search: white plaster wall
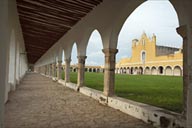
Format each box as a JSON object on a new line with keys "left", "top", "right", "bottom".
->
{"left": 8, "top": 30, "right": 16, "bottom": 91}
{"left": 0, "top": 0, "right": 28, "bottom": 106}
{"left": 0, "top": 0, "right": 9, "bottom": 127}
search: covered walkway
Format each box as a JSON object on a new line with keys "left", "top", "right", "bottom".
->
{"left": 1, "top": 0, "right": 192, "bottom": 127}
{"left": 5, "top": 73, "right": 153, "bottom": 128}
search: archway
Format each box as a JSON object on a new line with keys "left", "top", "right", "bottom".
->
{"left": 86, "top": 30, "right": 103, "bottom": 66}
{"left": 144, "top": 67, "right": 150, "bottom": 75}
{"left": 114, "top": 0, "right": 185, "bottom": 117}
{"left": 139, "top": 67, "right": 143, "bottom": 75}
{"left": 126, "top": 67, "right": 130, "bottom": 74}
{"left": 158, "top": 66, "right": 164, "bottom": 75}
{"left": 73, "top": 68, "right": 77, "bottom": 72}
{"left": 173, "top": 66, "right": 182, "bottom": 76}
{"left": 151, "top": 66, "right": 157, "bottom": 75}
{"left": 123, "top": 67, "right": 126, "bottom": 74}
{"left": 85, "top": 29, "right": 103, "bottom": 91}
{"left": 71, "top": 43, "right": 78, "bottom": 65}
{"left": 130, "top": 67, "right": 134, "bottom": 74}
{"left": 165, "top": 66, "right": 173, "bottom": 76}
{"left": 134, "top": 67, "right": 138, "bottom": 75}
{"left": 70, "top": 43, "right": 78, "bottom": 83}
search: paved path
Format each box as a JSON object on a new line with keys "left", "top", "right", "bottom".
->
{"left": 5, "top": 73, "right": 153, "bottom": 128}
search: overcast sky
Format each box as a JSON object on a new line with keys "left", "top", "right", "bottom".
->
{"left": 69, "top": 0, "right": 183, "bottom": 66}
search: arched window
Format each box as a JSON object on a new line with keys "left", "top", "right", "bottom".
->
{"left": 141, "top": 51, "right": 146, "bottom": 63}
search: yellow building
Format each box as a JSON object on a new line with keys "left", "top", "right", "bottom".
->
{"left": 116, "top": 33, "right": 183, "bottom": 76}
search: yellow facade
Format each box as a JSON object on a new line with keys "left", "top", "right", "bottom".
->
{"left": 116, "top": 33, "right": 183, "bottom": 76}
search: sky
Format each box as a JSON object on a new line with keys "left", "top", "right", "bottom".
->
{"left": 69, "top": 0, "right": 183, "bottom": 66}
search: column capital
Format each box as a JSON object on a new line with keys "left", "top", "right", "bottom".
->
{"left": 58, "top": 60, "right": 62, "bottom": 63}
{"left": 65, "top": 59, "right": 71, "bottom": 63}
{"left": 77, "top": 56, "right": 87, "bottom": 64}
{"left": 77, "top": 56, "right": 87, "bottom": 60}
{"left": 177, "top": 25, "right": 187, "bottom": 39}
{"left": 102, "top": 48, "right": 118, "bottom": 55}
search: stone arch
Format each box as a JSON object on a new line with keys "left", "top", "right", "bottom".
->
{"left": 165, "top": 66, "right": 173, "bottom": 76}
{"left": 93, "top": 68, "right": 96, "bottom": 73}
{"left": 134, "top": 67, "right": 138, "bottom": 75}
{"left": 123, "top": 67, "right": 126, "bottom": 74}
{"left": 130, "top": 67, "right": 134, "bottom": 74}
{"left": 120, "top": 67, "right": 123, "bottom": 74}
{"left": 73, "top": 68, "right": 77, "bottom": 72}
{"left": 118, "top": 68, "right": 120, "bottom": 74}
{"left": 139, "top": 67, "right": 143, "bottom": 75}
{"left": 158, "top": 66, "right": 164, "bottom": 75}
{"left": 151, "top": 66, "right": 157, "bottom": 75}
{"left": 173, "top": 66, "right": 182, "bottom": 76}
{"left": 85, "top": 29, "right": 104, "bottom": 67}
{"left": 89, "top": 68, "right": 92, "bottom": 72}
{"left": 144, "top": 67, "right": 151, "bottom": 75}
{"left": 110, "top": 1, "right": 145, "bottom": 49}
{"left": 126, "top": 67, "right": 130, "bottom": 74}
{"left": 71, "top": 43, "right": 78, "bottom": 65}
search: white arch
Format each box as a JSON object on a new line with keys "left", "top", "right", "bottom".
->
{"left": 165, "top": 66, "right": 173, "bottom": 76}
{"left": 158, "top": 66, "right": 164, "bottom": 75}
{"left": 71, "top": 43, "right": 78, "bottom": 65}
{"left": 151, "top": 66, "right": 157, "bottom": 75}
{"left": 144, "top": 67, "right": 151, "bottom": 75}
{"left": 173, "top": 66, "right": 182, "bottom": 76}
{"left": 86, "top": 29, "right": 103, "bottom": 66}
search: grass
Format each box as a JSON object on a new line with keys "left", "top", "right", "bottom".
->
{"left": 62, "top": 72, "right": 183, "bottom": 113}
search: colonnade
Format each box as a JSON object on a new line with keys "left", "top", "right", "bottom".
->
{"left": 35, "top": 48, "right": 118, "bottom": 97}
{"left": 35, "top": 25, "right": 192, "bottom": 127}
{"left": 116, "top": 66, "right": 183, "bottom": 76}
{"left": 1, "top": 0, "right": 192, "bottom": 127}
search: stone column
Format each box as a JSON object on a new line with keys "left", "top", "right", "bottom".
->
{"left": 54, "top": 62, "right": 57, "bottom": 77}
{"left": 46, "top": 65, "right": 48, "bottom": 75}
{"left": 49, "top": 64, "right": 52, "bottom": 77}
{"left": 77, "top": 56, "right": 87, "bottom": 89}
{"left": 44, "top": 65, "right": 47, "bottom": 75}
{"left": 65, "top": 59, "right": 71, "bottom": 82}
{"left": 46, "top": 65, "right": 49, "bottom": 75}
{"left": 57, "top": 60, "right": 62, "bottom": 80}
{"left": 102, "top": 48, "right": 118, "bottom": 96}
{"left": 52, "top": 63, "right": 55, "bottom": 77}
{"left": 177, "top": 25, "right": 192, "bottom": 127}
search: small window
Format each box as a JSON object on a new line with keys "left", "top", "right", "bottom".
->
{"left": 141, "top": 51, "right": 146, "bottom": 62}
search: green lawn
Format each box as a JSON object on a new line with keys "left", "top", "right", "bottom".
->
{"left": 62, "top": 72, "right": 183, "bottom": 113}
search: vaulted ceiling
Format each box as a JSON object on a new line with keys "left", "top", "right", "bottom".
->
{"left": 16, "top": 0, "right": 103, "bottom": 64}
